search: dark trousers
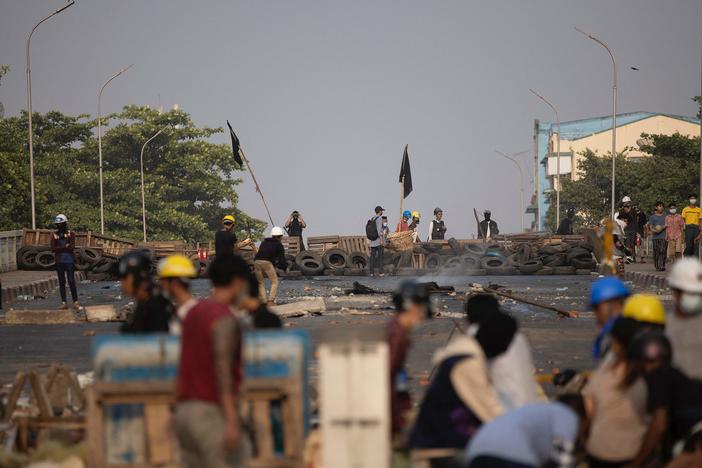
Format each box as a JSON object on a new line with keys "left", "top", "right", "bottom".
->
{"left": 684, "top": 225, "right": 700, "bottom": 257}
{"left": 370, "top": 246, "right": 384, "bottom": 274}
{"left": 56, "top": 262, "right": 78, "bottom": 303}
{"left": 625, "top": 230, "right": 637, "bottom": 260}
{"left": 652, "top": 238, "right": 667, "bottom": 270}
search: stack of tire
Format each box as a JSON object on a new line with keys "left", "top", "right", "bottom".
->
{"left": 292, "top": 249, "right": 369, "bottom": 277}
{"left": 420, "top": 238, "right": 597, "bottom": 276}
{"left": 16, "top": 246, "right": 118, "bottom": 275}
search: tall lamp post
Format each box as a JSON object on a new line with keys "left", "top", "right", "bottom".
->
{"left": 530, "top": 89, "right": 561, "bottom": 228}
{"left": 495, "top": 150, "right": 529, "bottom": 232}
{"left": 140, "top": 128, "right": 165, "bottom": 242}
{"left": 26, "top": 0, "right": 75, "bottom": 229}
{"left": 576, "top": 26, "right": 617, "bottom": 220}
{"left": 98, "top": 64, "right": 133, "bottom": 234}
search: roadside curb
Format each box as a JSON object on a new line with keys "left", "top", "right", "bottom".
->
{"left": 624, "top": 270, "right": 667, "bottom": 290}
{"left": 1, "top": 271, "right": 87, "bottom": 309}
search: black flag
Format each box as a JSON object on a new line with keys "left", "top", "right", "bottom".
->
{"left": 399, "top": 144, "right": 413, "bottom": 198}
{"left": 226, "top": 120, "right": 243, "bottom": 167}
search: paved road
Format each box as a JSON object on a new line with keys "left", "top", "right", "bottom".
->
{"left": 0, "top": 273, "right": 606, "bottom": 387}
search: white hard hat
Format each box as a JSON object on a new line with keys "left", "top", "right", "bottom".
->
{"left": 271, "top": 226, "right": 285, "bottom": 237}
{"left": 622, "top": 196, "right": 632, "bottom": 203}
{"left": 668, "top": 258, "right": 702, "bottom": 293}
{"left": 54, "top": 214, "right": 67, "bottom": 224}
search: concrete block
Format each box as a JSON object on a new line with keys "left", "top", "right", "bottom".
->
{"left": 271, "top": 298, "right": 326, "bottom": 318}
{"left": 4, "top": 309, "right": 78, "bottom": 325}
{"left": 85, "top": 304, "right": 118, "bottom": 322}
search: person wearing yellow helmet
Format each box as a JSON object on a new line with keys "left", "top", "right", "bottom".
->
{"left": 215, "top": 214, "right": 238, "bottom": 257}
{"left": 409, "top": 211, "right": 421, "bottom": 243}
{"left": 622, "top": 294, "right": 665, "bottom": 328}
{"left": 158, "top": 254, "right": 199, "bottom": 335}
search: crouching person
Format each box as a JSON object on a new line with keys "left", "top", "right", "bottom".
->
{"left": 175, "top": 254, "right": 250, "bottom": 467}
{"left": 409, "top": 311, "right": 516, "bottom": 465}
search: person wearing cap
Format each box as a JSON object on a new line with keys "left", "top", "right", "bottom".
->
{"left": 157, "top": 254, "right": 199, "bottom": 336}
{"left": 369, "top": 206, "right": 386, "bottom": 276}
{"left": 623, "top": 332, "right": 702, "bottom": 467}
{"left": 284, "top": 210, "right": 307, "bottom": 251}
{"left": 410, "top": 310, "right": 514, "bottom": 451}
{"left": 253, "top": 227, "right": 287, "bottom": 304}
{"left": 388, "top": 281, "right": 432, "bottom": 437}
{"left": 175, "top": 254, "right": 251, "bottom": 467}
{"left": 478, "top": 210, "right": 499, "bottom": 240}
{"left": 50, "top": 214, "right": 79, "bottom": 310}
{"left": 667, "top": 258, "right": 702, "bottom": 379}
{"left": 617, "top": 197, "right": 638, "bottom": 262}
{"left": 589, "top": 276, "right": 630, "bottom": 360}
{"left": 215, "top": 215, "right": 238, "bottom": 257}
{"left": 681, "top": 194, "right": 702, "bottom": 257}
{"left": 428, "top": 207, "right": 447, "bottom": 241}
{"left": 396, "top": 210, "right": 411, "bottom": 233}
{"left": 118, "top": 251, "right": 174, "bottom": 333}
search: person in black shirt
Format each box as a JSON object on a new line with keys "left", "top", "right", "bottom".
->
{"left": 428, "top": 207, "right": 447, "bottom": 241}
{"left": 215, "top": 214, "right": 238, "bottom": 257}
{"left": 253, "top": 227, "right": 287, "bottom": 304}
{"left": 284, "top": 210, "right": 307, "bottom": 250}
{"left": 478, "top": 210, "right": 499, "bottom": 239}
{"left": 239, "top": 273, "right": 282, "bottom": 329}
{"left": 556, "top": 209, "right": 575, "bottom": 235}
{"left": 118, "top": 251, "right": 173, "bottom": 333}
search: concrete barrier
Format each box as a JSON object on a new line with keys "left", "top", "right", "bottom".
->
{"left": 0, "top": 230, "right": 22, "bottom": 273}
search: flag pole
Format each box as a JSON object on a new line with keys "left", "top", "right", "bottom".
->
{"left": 399, "top": 175, "right": 404, "bottom": 221}
{"left": 239, "top": 147, "right": 275, "bottom": 227}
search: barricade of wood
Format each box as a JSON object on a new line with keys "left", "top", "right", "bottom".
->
{"left": 307, "top": 235, "right": 340, "bottom": 253}
{"left": 281, "top": 236, "right": 301, "bottom": 257}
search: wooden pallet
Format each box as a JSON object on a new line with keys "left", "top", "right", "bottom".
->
{"left": 90, "top": 233, "right": 136, "bottom": 259}
{"left": 139, "top": 240, "right": 186, "bottom": 258}
{"left": 307, "top": 236, "right": 340, "bottom": 253}
{"left": 21, "top": 229, "right": 91, "bottom": 248}
{"left": 280, "top": 236, "right": 301, "bottom": 257}
{"left": 339, "top": 236, "right": 370, "bottom": 256}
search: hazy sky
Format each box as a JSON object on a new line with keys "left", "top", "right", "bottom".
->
{"left": 2, "top": 0, "right": 701, "bottom": 237}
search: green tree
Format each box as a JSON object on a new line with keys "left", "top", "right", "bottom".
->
{"left": 694, "top": 95, "right": 701, "bottom": 120}
{"left": 545, "top": 132, "right": 700, "bottom": 231}
{"left": 0, "top": 106, "right": 265, "bottom": 242}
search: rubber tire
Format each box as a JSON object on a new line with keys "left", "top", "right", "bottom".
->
{"left": 539, "top": 245, "right": 560, "bottom": 255}
{"left": 567, "top": 247, "right": 591, "bottom": 263}
{"left": 486, "top": 266, "right": 518, "bottom": 276}
{"left": 79, "top": 247, "right": 103, "bottom": 264}
{"left": 543, "top": 254, "right": 566, "bottom": 267}
{"left": 425, "top": 253, "right": 442, "bottom": 270}
{"left": 465, "top": 244, "right": 486, "bottom": 255}
{"left": 518, "top": 259, "right": 543, "bottom": 274}
{"left": 535, "top": 267, "right": 554, "bottom": 275}
{"left": 570, "top": 257, "right": 596, "bottom": 270}
{"left": 464, "top": 269, "right": 488, "bottom": 276}
{"left": 514, "top": 244, "right": 532, "bottom": 263}
{"left": 75, "top": 256, "right": 91, "bottom": 271}
{"left": 480, "top": 256, "right": 507, "bottom": 269}
{"left": 461, "top": 254, "right": 481, "bottom": 269}
{"left": 448, "top": 238, "right": 464, "bottom": 256}
{"left": 299, "top": 258, "right": 324, "bottom": 276}
{"left": 92, "top": 258, "right": 116, "bottom": 274}
{"left": 19, "top": 247, "right": 41, "bottom": 270}
{"left": 295, "top": 250, "right": 322, "bottom": 268}
{"left": 322, "top": 248, "right": 350, "bottom": 270}
{"left": 444, "top": 256, "right": 464, "bottom": 270}
{"left": 349, "top": 251, "right": 369, "bottom": 270}
{"left": 552, "top": 266, "right": 576, "bottom": 275}
{"left": 577, "top": 242, "right": 594, "bottom": 252}
{"left": 576, "top": 269, "right": 593, "bottom": 275}
{"left": 285, "top": 254, "right": 297, "bottom": 271}
{"left": 422, "top": 243, "right": 442, "bottom": 253}
{"left": 35, "top": 251, "right": 56, "bottom": 269}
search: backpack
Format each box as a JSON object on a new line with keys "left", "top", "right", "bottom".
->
{"left": 366, "top": 216, "right": 379, "bottom": 241}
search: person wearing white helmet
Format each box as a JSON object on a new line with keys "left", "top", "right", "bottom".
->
{"left": 667, "top": 258, "right": 702, "bottom": 379}
{"left": 616, "top": 197, "right": 637, "bottom": 262}
{"left": 50, "top": 214, "right": 79, "bottom": 309}
{"left": 253, "top": 226, "right": 287, "bottom": 304}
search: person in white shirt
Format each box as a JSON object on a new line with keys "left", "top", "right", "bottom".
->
{"left": 428, "top": 207, "right": 447, "bottom": 241}
{"left": 157, "top": 254, "right": 199, "bottom": 336}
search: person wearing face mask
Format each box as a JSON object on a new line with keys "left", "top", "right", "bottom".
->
{"left": 589, "top": 276, "right": 631, "bottom": 361}
{"left": 666, "top": 204, "right": 686, "bottom": 263}
{"left": 478, "top": 210, "right": 499, "bottom": 240}
{"left": 157, "top": 254, "right": 199, "bottom": 336}
{"left": 50, "top": 214, "right": 80, "bottom": 310}
{"left": 617, "top": 197, "right": 637, "bottom": 262}
{"left": 666, "top": 258, "right": 702, "bottom": 380}
{"left": 646, "top": 202, "right": 668, "bottom": 271}
{"left": 681, "top": 195, "right": 702, "bottom": 257}
{"left": 388, "top": 281, "right": 433, "bottom": 438}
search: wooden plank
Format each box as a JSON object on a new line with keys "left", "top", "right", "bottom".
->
{"left": 86, "top": 387, "right": 105, "bottom": 468}
{"left": 252, "top": 400, "right": 274, "bottom": 458}
{"left": 3, "top": 371, "right": 26, "bottom": 422}
{"left": 29, "top": 370, "right": 53, "bottom": 418}
{"left": 144, "top": 402, "right": 174, "bottom": 465}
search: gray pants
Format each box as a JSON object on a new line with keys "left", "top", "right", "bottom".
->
{"left": 175, "top": 400, "right": 249, "bottom": 468}
{"left": 370, "top": 246, "right": 384, "bottom": 274}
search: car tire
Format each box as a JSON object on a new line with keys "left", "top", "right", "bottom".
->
{"left": 444, "top": 256, "right": 464, "bottom": 270}
{"left": 79, "top": 247, "right": 103, "bottom": 264}
{"left": 518, "top": 259, "right": 543, "bottom": 274}
{"left": 480, "top": 256, "right": 507, "bottom": 269}
{"left": 571, "top": 257, "right": 596, "bottom": 270}
{"left": 299, "top": 258, "right": 324, "bottom": 276}
{"left": 535, "top": 266, "right": 554, "bottom": 275}
{"left": 448, "top": 238, "right": 464, "bottom": 256}
{"left": 92, "top": 258, "right": 116, "bottom": 274}
{"left": 486, "top": 266, "right": 518, "bottom": 276}
{"left": 349, "top": 251, "right": 369, "bottom": 270}
{"left": 465, "top": 243, "right": 486, "bottom": 255}
{"left": 567, "top": 247, "right": 591, "bottom": 263}
{"left": 322, "top": 248, "right": 350, "bottom": 271}
{"left": 514, "top": 244, "right": 532, "bottom": 263}
{"left": 35, "top": 251, "right": 56, "bottom": 269}
{"left": 425, "top": 253, "right": 442, "bottom": 270}
{"left": 19, "top": 247, "right": 42, "bottom": 270}
{"left": 295, "top": 250, "right": 322, "bottom": 268}
{"left": 461, "top": 254, "right": 481, "bottom": 270}
{"left": 552, "top": 266, "right": 576, "bottom": 275}
{"left": 543, "top": 254, "right": 566, "bottom": 267}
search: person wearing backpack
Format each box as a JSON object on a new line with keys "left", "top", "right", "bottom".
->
{"left": 367, "top": 205, "right": 386, "bottom": 276}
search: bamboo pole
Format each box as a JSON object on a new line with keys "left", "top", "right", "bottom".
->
{"left": 239, "top": 148, "right": 275, "bottom": 227}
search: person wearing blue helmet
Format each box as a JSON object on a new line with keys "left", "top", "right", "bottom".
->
{"left": 590, "top": 276, "right": 630, "bottom": 359}
{"left": 396, "top": 210, "right": 412, "bottom": 232}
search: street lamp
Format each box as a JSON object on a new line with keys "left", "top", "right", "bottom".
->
{"left": 530, "top": 88, "right": 561, "bottom": 228}
{"left": 495, "top": 150, "right": 529, "bottom": 232}
{"left": 139, "top": 125, "right": 182, "bottom": 242}
{"left": 98, "top": 64, "right": 133, "bottom": 235}
{"left": 26, "top": 0, "right": 75, "bottom": 229}
{"left": 576, "top": 26, "right": 617, "bottom": 220}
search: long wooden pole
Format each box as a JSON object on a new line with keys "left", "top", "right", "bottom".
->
{"left": 399, "top": 176, "right": 404, "bottom": 221}
{"left": 481, "top": 285, "right": 577, "bottom": 318}
{"left": 239, "top": 148, "right": 275, "bottom": 227}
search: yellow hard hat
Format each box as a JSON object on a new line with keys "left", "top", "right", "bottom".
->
{"left": 158, "top": 254, "right": 197, "bottom": 279}
{"left": 622, "top": 294, "right": 665, "bottom": 325}
{"left": 222, "top": 214, "right": 235, "bottom": 224}
{"left": 412, "top": 211, "right": 420, "bottom": 219}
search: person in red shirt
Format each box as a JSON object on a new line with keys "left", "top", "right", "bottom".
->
{"left": 175, "top": 254, "right": 250, "bottom": 467}
{"left": 388, "top": 281, "right": 432, "bottom": 440}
